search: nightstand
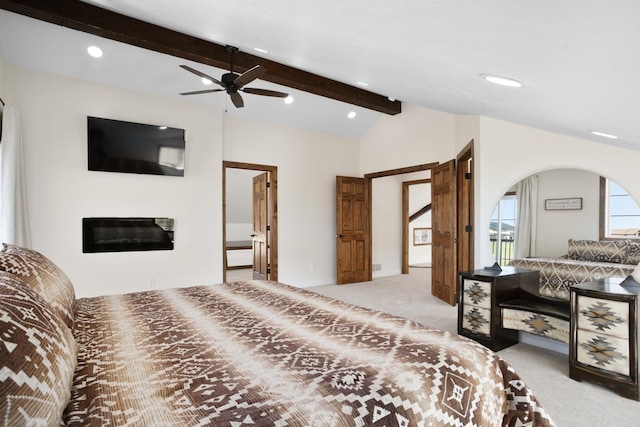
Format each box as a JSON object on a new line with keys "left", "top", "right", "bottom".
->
{"left": 570, "top": 278, "right": 640, "bottom": 400}
{"left": 458, "top": 267, "right": 539, "bottom": 351}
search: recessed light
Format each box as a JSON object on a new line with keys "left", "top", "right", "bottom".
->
{"left": 284, "top": 96, "right": 294, "bottom": 104}
{"left": 356, "top": 81, "right": 369, "bottom": 87}
{"left": 480, "top": 74, "right": 524, "bottom": 88}
{"left": 348, "top": 111, "right": 356, "bottom": 119}
{"left": 254, "top": 47, "right": 269, "bottom": 54}
{"left": 158, "top": 126, "right": 167, "bottom": 130}
{"left": 87, "top": 45, "right": 103, "bottom": 58}
{"left": 589, "top": 130, "right": 619, "bottom": 139}
{"left": 201, "top": 77, "right": 213, "bottom": 85}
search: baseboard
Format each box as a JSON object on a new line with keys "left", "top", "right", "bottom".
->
{"left": 519, "top": 332, "right": 569, "bottom": 355}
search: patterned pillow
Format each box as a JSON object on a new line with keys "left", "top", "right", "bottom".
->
{"left": 567, "top": 239, "right": 629, "bottom": 264}
{"left": 0, "top": 271, "right": 78, "bottom": 426}
{"left": 0, "top": 244, "right": 76, "bottom": 328}
{"left": 625, "top": 241, "right": 640, "bottom": 265}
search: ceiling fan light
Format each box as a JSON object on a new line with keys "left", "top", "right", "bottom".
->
{"left": 480, "top": 74, "right": 524, "bottom": 88}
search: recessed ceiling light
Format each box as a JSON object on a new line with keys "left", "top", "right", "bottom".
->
{"left": 348, "top": 111, "right": 356, "bottom": 119}
{"left": 589, "top": 130, "right": 619, "bottom": 139}
{"left": 158, "top": 126, "right": 167, "bottom": 130}
{"left": 284, "top": 96, "right": 294, "bottom": 104}
{"left": 356, "top": 81, "right": 369, "bottom": 87}
{"left": 87, "top": 45, "right": 103, "bottom": 58}
{"left": 254, "top": 47, "right": 269, "bottom": 54}
{"left": 201, "top": 77, "right": 213, "bottom": 85}
{"left": 480, "top": 74, "right": 524, "bottom": 88}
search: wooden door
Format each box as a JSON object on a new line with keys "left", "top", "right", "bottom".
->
{"left": 431, "top": 160, "right": 457, "bottom": 305}
{"left": 456, "top": 143, "right": 474, "bottom": 273}
{"left": 336, "top": 176, "right": 370, "bottom": 284}
{"left": 252, "top": 172, "right": 269, "bottom": 280}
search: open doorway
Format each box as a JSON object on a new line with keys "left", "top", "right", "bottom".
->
{"left": 403, "top": 179, "right": 432, "bottom": 273}
{"left": 223, "top": 161, "right": 278, "bottom": 283}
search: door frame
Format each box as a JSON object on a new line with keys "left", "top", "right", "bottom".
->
{"left": 223, "top": 161, "right": 278, "bottom": 283}
{"left": 364, "top": 162, "right": 439, "bottom": 280}
{"left": 456, "top": 140, "right": 474, "bottom": 274}
{"left": 402, "top": 178, "right": 431, "bottom": 274}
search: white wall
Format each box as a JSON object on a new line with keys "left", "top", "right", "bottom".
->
{"left": 8, "top": 63, "right": 640, "bottom": 294}
{"left": 5, "top": 65, "right": 361, "bottom": 295}
{"left": 476, "top": 117, "right": 640, "bottom": 267}
{"left": 5, "top": 65, "right": 223, "bottom": 297}
{"left": 220, "top": 113, "right": 361, "bottom": 286}
{"left": 361, "top": 104, "right": 456, "bottom": 277}
{"left": 0, "top": 50, "right": 4, "bottom": 101}
{"left": 534, "top": 169, "right": 600, "bottom": 257}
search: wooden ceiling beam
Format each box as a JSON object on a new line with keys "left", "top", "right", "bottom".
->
{"left": 0, "top": 0, "right": 401, "bottom": 115}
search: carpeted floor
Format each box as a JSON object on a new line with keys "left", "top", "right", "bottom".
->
{"left": 308, "top": 268, "right": 640, "bottom": 427}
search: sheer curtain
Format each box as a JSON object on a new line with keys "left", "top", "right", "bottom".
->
{"left": 0, "top": 104, "right": 32, "bottom": 247}
{"left": 514, "top": 175, "right": 538, "bottom": 258}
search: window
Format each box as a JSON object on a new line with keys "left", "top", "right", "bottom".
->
{"left": 490, "top": 193, "right": 517, "bottom": 265}
{"left": 600, "top": 177, "right": 640, "bottom": 239}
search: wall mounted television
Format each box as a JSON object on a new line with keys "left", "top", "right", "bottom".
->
{"left": 88, "top": 116, "right": 185, "bottom": 176}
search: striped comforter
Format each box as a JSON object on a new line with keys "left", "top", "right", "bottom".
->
{"left": 64, "top": 280, "right": 555, "bottom": 426}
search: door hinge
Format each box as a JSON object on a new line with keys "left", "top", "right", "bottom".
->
{"left": 266, "top": 182, "right": 271, "bottom": 188}
{"left": 267, "top": 268, "right": 271, "bottom": 274}
{"left": 465, "top": 225, "right": 472, "bottom": 232}
{"left": 267, "top": 225, "right": 271, "bottom": 231}
{"left": 465, "top": 172, "right": 472, "bottom": 180}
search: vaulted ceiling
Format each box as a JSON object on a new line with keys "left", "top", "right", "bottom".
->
{"left": 1, "top": 0, "right": 639, "bottom": 147}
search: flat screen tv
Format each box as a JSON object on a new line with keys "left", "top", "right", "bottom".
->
{"left": 88, "top": 116, "right": 185, "bottom": 176}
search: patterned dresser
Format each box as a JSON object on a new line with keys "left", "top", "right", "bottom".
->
{"left": 570, "top": 278, "right": 640, "bottom": 400}
{"left": 458, "top": 267, "right": 539, "bottom": 351}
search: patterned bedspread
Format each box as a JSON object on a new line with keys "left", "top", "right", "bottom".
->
{"left": 64, "top": 280, "right": 555, "bottom": 426}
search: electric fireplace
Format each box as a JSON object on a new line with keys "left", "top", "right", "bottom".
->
{"left": 83, "top": 217, "right": 174, "bottom": 253}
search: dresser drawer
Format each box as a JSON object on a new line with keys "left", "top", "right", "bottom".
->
{"left": 576, "top": 295, "right": 629, "bottom": 339}
{"left": 576, "top": 328, "right": 630, "bottom": 376}
{"left": 461, "top": 304, "right": 491, "bottom": 336}
{"left": 462, "top": 279, "right": 492, "bottom": 309}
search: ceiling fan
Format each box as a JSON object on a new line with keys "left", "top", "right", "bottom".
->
{"left": 179, "top": 45, "right": 289, "bottom": 108}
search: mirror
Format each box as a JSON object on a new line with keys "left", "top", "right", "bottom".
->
{"left": 490, "top": 168, "right": 640, "bottom": 266}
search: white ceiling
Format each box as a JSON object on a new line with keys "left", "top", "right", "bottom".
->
{"left": 1, "top": 0, "right": 639, "bottom": 148}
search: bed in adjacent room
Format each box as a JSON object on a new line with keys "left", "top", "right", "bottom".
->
{"left": 0, "top": 244, "right": 555, "bottom": 426}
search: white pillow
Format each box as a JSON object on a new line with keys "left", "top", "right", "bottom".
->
{"left": 632, "top": 263, "right": 640, "bottom": 283}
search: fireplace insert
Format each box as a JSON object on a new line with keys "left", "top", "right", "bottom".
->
{"left": 83, "top": 217, "right": 174, "bottom": 253}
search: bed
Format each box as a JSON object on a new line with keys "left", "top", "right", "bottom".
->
{"left": 0, "top": 244, "right": 555, "bottom": 426}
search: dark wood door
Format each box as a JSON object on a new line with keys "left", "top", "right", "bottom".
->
{"left": 457, "top": 144, "right": 474, "bottom": 274}
{"left": 336, "top": 176, "right": 370, "bottom": 284}
{"left": 252, "top": 172, "right": 269, "bottom": 280}
{"left": 431, "top": 160, "right": 457, "bottom": 305}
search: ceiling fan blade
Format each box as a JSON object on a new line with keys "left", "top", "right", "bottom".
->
{"left": 180, "top": 89, "right": 225, "bottom": 96}
{"left": 233, "top": 65, "right": 266, "bottom": 88}
{"left": 230, "top": 92, "right": 244, "bottom": 108}
{"left": 242, "top": 87, "right": 289, "bottom": 98}
{"left": 179, "top": 65, "right": 224, "bottom": 87}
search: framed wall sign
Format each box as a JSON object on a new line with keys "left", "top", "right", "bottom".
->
{"left": 545, "top": 197, "right": 583, "bottom": 210}
{"left": 414, "top": 227, "right": 432, "bottom": 245}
